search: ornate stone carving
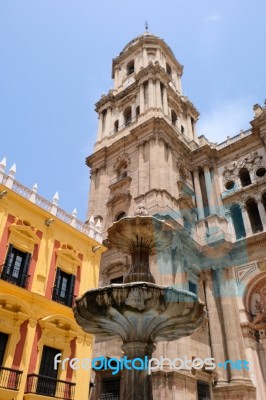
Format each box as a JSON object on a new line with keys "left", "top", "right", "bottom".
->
{"left": 113, "top": 152, "right": 131, "bottom": 172}
{"left": 134, "top": 203, "right": 148, "bottom": 216}
{"left": 252, "top": 286, "right": 266, "bottom": 326}
{"left": 223, "top": 151, "right": 264, "bottom": 183}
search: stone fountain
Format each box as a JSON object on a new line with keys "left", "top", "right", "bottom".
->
{"left": 74, "top": 207, "right": 205, "bottom": 400}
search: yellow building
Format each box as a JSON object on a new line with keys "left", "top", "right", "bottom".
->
{"left": 0, "top": 159, "right": 104, "bottom": 400}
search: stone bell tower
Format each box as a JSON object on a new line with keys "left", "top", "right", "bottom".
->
{"left": 86, "top": 31, "right": 200, "bottom": 237}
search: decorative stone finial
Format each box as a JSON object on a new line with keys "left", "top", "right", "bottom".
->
{"left": 134, "top": 203, "right": 148, "bottom": 216}
{"left": 0, "top": 157, "right": 6, "bottom": 171}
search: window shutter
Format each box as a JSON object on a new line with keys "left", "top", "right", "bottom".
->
{"left": 20, "top": 252, "right": 31, "bottom": 288}
{"left": 67, "top": 274, "right": 76, "bottom": 307}
{"left": 53, "top": 268, "right": 61, "bottom": 299}
{"left": 2, "top": 244, "right": 14, "bottom": 278}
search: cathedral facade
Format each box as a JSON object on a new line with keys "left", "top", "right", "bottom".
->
{"left": 86, "top": 32, "right": 266, "bottom": 400}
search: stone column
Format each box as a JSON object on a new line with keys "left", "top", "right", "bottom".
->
{"left": 158, "top": 139, "right": 165, "bottom": 190}
{"left": 156, "top": 48, "right": 160, "bottom": 63}
{"left": 120, "top": 342, "right": 155, "bottom": 400}
{"left": 203, "top": 164, "right": 217, "bottom": 215}
{"left": 156, "top": 80, "right": 162, "bottom": 110}
{"left": 168, "top": 147, "right": 176, "bottom": 197}
{"left": 212, "top": 164, "right": 225, "bottom": 217}
{"left": 225, "top": 210, "right": 235, "bottom": 240}
{"left": 257, "top": 199, "right": 266, "bottom": 230}
{"left": 193, "top": 168, "right": 204, "bottom": 220}
{"left": 162, "top": 86, "right": 168, "bottom": 116}
{"left": 149, "top": 137, "right": 156, "bottom": 190}
{"left": 148, "top": 79, "right": 154, "bottom": 108}
{"left": 97, "top": 113, "right": 103, "bottom": 141}
{"left": 143, "top": 48, "right": 148, "bottom": 67}
{"left": 241, "top": 204, "right": 252, "bottom": 236}
{"left": 204, "top": 270, "right": 228, "bottom": 385}
{"left": 217, "top": 268, "right": 250, "bottom": 382}
{"left": 132, "top": 100, "right": 136, "bottom": 120}
{"left": 186, "top": 114, "right": 193, "bottom": 140}
{"left": 140, "top": 84, "right": 145, "bottom": 113}
{"left": 138, "top": 142, "right": 146, "bottom": 195}
{"left": 105, "top": 107, "right": 112, "bottom": 136}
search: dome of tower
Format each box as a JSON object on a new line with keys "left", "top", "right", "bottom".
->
{"left": 120, "top": 31, "right": 175, "bottom": 58}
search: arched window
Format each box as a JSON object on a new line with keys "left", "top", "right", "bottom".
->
{"left": 114, "top": 120, "right": 119, "bottom": 132}
{"left": 231, "top": 205, "right": 246, "bottom": 239}
{"left": 116, "top": 212, "right": 126, "bottom": 221}
{"left": 166, "top": 63, "right": 172, "bottom": 76}
{"left": 171, "top": 110, "right": 177, "bottom": 126}
{"left": 123, "top": 107, "right": 132, "bottom": 126}
{"left": 239, "top": 168, "right": 251, "bottom": 187}
{"left": 127, "top": 60, "right": 134, "bottom": 75}
{"left": 246, "top": 199, "right": 263, "bottom": 233}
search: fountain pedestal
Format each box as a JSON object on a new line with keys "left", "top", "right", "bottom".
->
{"left": 74, "top": 214, "right": 205, "bottom": 399}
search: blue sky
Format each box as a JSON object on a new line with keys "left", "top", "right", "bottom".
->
{"left": 0, "top": 0, "right": 265, "bottom": 220}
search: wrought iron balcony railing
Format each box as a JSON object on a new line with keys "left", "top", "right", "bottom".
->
{"left": 52, "top": 287, "right": 76, "bottom": 307}
{"left": 109, "top": 171, "right": 131, "bottom": 187}
{"left": 26, "top": 374, "right": 75, "bottom": 400}
{"left": 0, "top": 269, "right": 30, "bottom": 288}
{"left": 0, "top": 366, "right": 22, "bottom": 391}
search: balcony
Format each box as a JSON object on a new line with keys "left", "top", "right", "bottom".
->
{"left": 177, "top": 177, "right": 194, "bottom": 196}
{"left": 0, "top": 366, "right": 22, "bottom": 391}
{"left": 109, "top": 171, "right": 131, "bottom": 189}
{"left": 26, "top": 374, "right": 75, "bottom": 400}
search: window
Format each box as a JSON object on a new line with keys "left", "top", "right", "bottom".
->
{"left": 1, "top": 245, "right": 31, "bottom": 288}
{"left": 52, "top": 268, "right": 76, "bottom": 307}
{"left": 189, "top": 281, "right": 197, "bottom": 295}
{"left": 246, "top": 199, "right": 263, "bottom": 233}
{"left": 101, "top": 377, "right": 120, "bottom": 400}
{"left": 197, "top": 381, "right": 211, "bottom": 400}
{"left": 37, "top": 346, "right": 60, "bottom": 397}
{"left": 256, "top": 167, "right": 266, "bottom": 177}
{"left": 136, "top": 106, "right": 140, "bottom": 116}
{"left": 166, "top": 63, "right": 172, "bottom": 76}
{"left": 127, "top": 60, "right": 134, "bottom": 75}
{"left": 110, "top": 276, "right": 124, "bottom": 284}
{"left": 225, "top": 180, "right": 235, "bottom": 190}
{"left": 114, "top": 120, "right": 119, "bottom": 132}
{"left": 231, "top": 205, "right": 246, "bottom": 239}
{"left": 181, "top": 125, "right": 185, "bottom": 134}
{"left": 124, "top": 107, "right": 132, "bottom": 126}
{"left": 239, "top": 168, "right": 251, "bottom": 187}
{"left": 0, "top": 332, "right": 8, "bottom": 366}
{"left": 171, "top": 110, "right": 177, "bottom": 126}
